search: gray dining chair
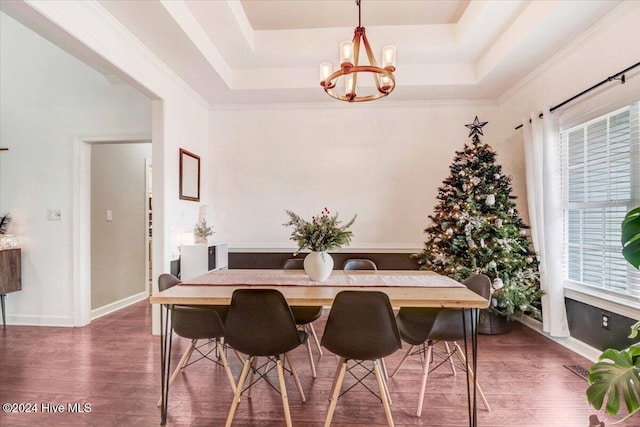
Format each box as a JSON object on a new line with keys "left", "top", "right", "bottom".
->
{"left": 390, "top": 273, "right": 492, "bottom": 416}
{"left": 284, "top": 258, "right": 323, "bottom": 378}
{"left": 156, "top": 273, "right": 235, "bottom": 407}
{"left": 343, "top": 258, "right": 378, "bottom": 270}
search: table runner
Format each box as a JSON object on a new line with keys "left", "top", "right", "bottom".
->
{"left": 181, "top": 269, "right": 464, "bottom": 288}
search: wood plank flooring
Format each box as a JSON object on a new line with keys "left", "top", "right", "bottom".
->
{"left": 0, "top": 302, "right": 607, "bottom": 426}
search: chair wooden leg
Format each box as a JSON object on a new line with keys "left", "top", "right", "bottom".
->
{"left": 416, "top": 343, "right": 432, "bottom": 417}
{"left": 285, "top": 352, "right": 306, "bottom": 402}
{"left": 305, "top": 334, "right": 317, "bottom": 378}
{"left": 390, "top": 345, "right": 414, "bottom": 378}
{"left": 217, "top": 341, "right": 237, "bottom": 393}
{"left": 444, "top": 342, "right": 457, "bottom": 376}
{"left": 328, "top": 357, "right": 344, "bottom": 400}
{"left": 225, "top": 357, "right": 251, "bottom": 427}
{"left": 247, "top": 357, "right": 258, "bottom": 399}
{"left": 453, "top": 342, "right": 491, "bottom": 411}
{"left": 156, "top": 339, "right": 196, "bottom": 406}
{"left": 379, "top": 361, "right": 393, "bottom": 406}
{"left": 380, "top": 357, "right": 389, "bottom": 380}
{"left": 373, "top": 359, "right": 395, "bottom": 427}
{"left": 308, "top": 322, "right": 323, "bottom": 356}
{"left": 276, "top": 357, "right": 293, "bottom": 427}
{"left": 324, "top": 359, "right": 347, "bottom": 427}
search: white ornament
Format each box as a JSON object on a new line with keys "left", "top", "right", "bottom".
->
{"left": 495, "top": 219, "right": 503, "bottom": 227}
{"left": 480, "top": 238, "right": 485, "bottom": 248}
{"left": 508, "top": 208, "right": 515, "bottom": 215}
{"left": 519, "top": 305, "right": 528, "bottom": 311}
{"left": 445, "top": 228, "right": 453, "bottom": 235}
{"left": 488, "top": 261, "right": 497, "bottom": 269}
{"left": 526, "top": 257, "right": 533, "bottom": 263}
{"left": 494, "top": 174, "right": 501, "bottom": 180}
{"left": 462, "top": 184, "right": 468, "bottom": 191}
{"left": 491, "top": 298, "right": 498, "bottom": 307}
{"left": 471, "top": 177, "right": 481, "bottom": 186}
{"left": 460, "top": 171, "right": 466, "bottom": 176}
{"left": 485, "top": 195, "right": 496, "bottom": 206}
{"left": 493, "top": 277, "right": 504, "bottom": 290}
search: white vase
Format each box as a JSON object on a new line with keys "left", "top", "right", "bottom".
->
{"left": 303, "top": 251, "right": 334, "bottom": 282}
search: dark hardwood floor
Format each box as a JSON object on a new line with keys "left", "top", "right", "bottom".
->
{"left": 0, "top": 301, "right": 606, "bottom": 426}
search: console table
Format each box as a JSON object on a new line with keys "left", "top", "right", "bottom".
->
{"left": 0, "top": 248, "right": 22, "bottom": 327}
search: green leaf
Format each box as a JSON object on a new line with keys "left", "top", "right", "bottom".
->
{"left": 622, "top": 207, "right": 640, "bottom": 269}
{"left": 587, "top": 347, "right": 640, "bottom": 417}
{"left": 622, "top": 238, "right": 640, "bottom": 269}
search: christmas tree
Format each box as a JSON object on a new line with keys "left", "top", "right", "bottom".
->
{"left": 415, "top": 117, "right": 542, "bottom": 319}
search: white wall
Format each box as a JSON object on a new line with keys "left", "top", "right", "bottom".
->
{"left": 0, "top": 1, "right": 211, "bottom": 330}
{"left": 91, "top": 142, "right": 152, "bottom": 309}
{"left": 210, "top": 102, "right": 506, "bottom": 251}
{"left": 0, "top": 12, "right": 152, "bottom": 325}
{"left": 497, "top": 2, "right": 640, "bottom": 145}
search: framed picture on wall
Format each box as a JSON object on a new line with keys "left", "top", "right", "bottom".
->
{"left": 179, "top": 148, "right": 200, "bottom": 201}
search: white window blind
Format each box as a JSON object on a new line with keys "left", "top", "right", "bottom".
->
{"left": 561, "top": 102, "right": 640, "bottom": 298}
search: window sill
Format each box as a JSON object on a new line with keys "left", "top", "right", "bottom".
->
{"left": 564, "top": 282, "right": 640, "bottom": 320}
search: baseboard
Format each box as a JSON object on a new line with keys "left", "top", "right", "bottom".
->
{"left": 91, "top": 290, "right": 149, "bottom": 321}
{"left": 517, "top": 315, "right": 602, "bottom": 362}
{"left": 6, "top": 314, "right": 75, "bottom": 327}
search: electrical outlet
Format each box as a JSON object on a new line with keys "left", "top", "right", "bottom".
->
{"left": 601, "top": 313, "right": 611, "bottom": 330}
{"left": 47, "top": 209, "right": 62, "bottom": 221}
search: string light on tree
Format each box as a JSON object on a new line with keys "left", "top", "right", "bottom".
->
{"left": 414, "top": 117, "right": 542, "bottom": 320}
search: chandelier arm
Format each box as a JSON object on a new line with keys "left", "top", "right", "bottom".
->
{"left": 350, "top": 30, "right": 363, "bottom": 100}
{"left": 361, "top": 31, "right": 384, "bottom": 93}
{"left": 322, "top": 66, "right": 395, "bottom": 102}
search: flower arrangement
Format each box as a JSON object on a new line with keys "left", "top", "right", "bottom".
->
{"left": 194, "top": 218, "right": 214, "bottom": 243}
{"left": 284, "top": 208, "right": 356, "bottom": 254}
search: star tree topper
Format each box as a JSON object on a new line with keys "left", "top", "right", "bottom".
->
{"left": 465, "top": 116, "right": 489, "bottom": 143}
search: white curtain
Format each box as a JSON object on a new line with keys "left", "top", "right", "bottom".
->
{"left": 522, "top": 106, "right": 570, "bottom": 337}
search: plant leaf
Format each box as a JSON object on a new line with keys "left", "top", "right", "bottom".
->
{"left": 622, "top": 207, "right": 640, "bottom": 269}
{"left": 587, "top": 347, "right": 640, "bottom": 416}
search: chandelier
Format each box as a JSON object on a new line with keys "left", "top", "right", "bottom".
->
{"left": 319, "top": 0, "right": 396, "bottom": 102}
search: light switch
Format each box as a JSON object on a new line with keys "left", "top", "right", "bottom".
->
{"left": 106, "top": 210, "right": 113, "bottom": 221}
{"left": 47, "top": 209, "right": 62, "bottom": 221}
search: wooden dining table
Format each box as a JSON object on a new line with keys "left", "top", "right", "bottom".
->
{"left": 149, "top": 269, "right": 489, "bottom": 427}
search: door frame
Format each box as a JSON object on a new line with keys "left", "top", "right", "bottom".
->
{"left": 72, "top": 134, "right": 151, "bottom": 326}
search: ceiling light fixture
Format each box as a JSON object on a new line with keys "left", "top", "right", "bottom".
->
{"left": 319, "top": 0, "right": 396, "bottom": 102}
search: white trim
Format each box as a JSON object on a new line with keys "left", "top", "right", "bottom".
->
{"left": 518, "top": 315, "right": 601, "bottom": 362}
{"left": 210, "top": 98, "right": 498, "bottom": 112}
{"left": 227, "top": 244, "right": 422, "bottom": 253}
{"left": 564, "top": 286, "right": 640, "bottom": 320}
{"left": 6, "top": 314, "right": 75, "bottom": 327}
{"left": 91, "top": 290, "right": 149, "bottom": 321}
{"left": 72, "top": 134, "right": 152, "bottom": 327}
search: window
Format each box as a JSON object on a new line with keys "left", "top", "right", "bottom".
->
{"left": 561, "top": 102, "right": 640, "bottom": 299}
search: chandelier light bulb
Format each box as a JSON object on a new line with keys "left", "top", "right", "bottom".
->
{"left": 340, "top": 41, "right": 354, "bottom": 69}
{"left": 382, "top": 45, "right": 396, "bottom": 69}
{"left": 320, "top": 62, "right": 333, "bottom": 86}
{"left": 345, "top": 74, "right": 355, "bottom": 98}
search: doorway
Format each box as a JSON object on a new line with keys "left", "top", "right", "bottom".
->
{"left": 73, "top": 136, "right": 151, "bottom": 325}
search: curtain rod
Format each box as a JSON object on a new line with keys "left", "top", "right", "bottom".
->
{"left": 514, "top": 61, "right": 640, "bottom": 130}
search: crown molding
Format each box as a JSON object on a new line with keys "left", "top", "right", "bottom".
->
{"left": 210, "top": 98, "right": 498, "bottom": 112}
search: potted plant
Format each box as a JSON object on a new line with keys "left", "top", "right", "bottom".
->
{"left": 587, "top": 207, "right": 640, "bottom": 424}
{"left": 284, "top": 208, "right": 356, "bottom": 281}
{"left": 193, "top": 218, "right": 214, "bottom": 244}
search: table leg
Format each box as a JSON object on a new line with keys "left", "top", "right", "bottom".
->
{"left": 160, "top": 304, "right": 173, "bottom": 425}
{"left": 1, "top": 294, "right": 6, "bottom": 328}
{"left": 462, "top": 308, "right": 479, "bottom": 427}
